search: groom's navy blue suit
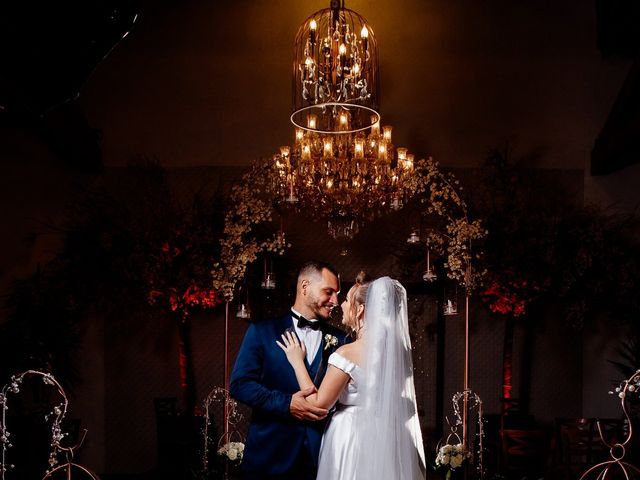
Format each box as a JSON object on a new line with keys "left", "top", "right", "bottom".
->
{"left": 229, "top": 312, "right": 349, "bottom": 479}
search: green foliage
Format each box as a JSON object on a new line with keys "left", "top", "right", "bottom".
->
{"left": 609, "top": 335, "right": 640, "bottom": 380}
{"left": 1, "top": 161, "right": 226, "bottom": 383}
{"left": 0, "top": 270, "right": 82, "bottom": 385}
{"left": 472, "top": 144, "right": 640, "bottom": 327}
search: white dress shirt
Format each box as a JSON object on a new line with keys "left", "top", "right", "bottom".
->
{"left": 291, "top": 308, "right": 322, "bottom": 364}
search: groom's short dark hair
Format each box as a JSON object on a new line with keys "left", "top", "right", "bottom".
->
{"left": 298, "top": 260, "right": 339, "bottom": 281}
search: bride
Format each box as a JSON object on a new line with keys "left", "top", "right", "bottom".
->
{"left": 277, "top": 274, "right": 426, "bottom": 479}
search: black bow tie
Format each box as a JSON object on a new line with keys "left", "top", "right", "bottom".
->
{"left": 291, "top": 311, "right": 321, "bottom": 330}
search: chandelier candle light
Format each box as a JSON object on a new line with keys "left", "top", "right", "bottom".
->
{"left": 274, "top": 0, "right": 418, "bottom": 241}
{"left": 290, "top": 0, "right": 379, "bottom": 133}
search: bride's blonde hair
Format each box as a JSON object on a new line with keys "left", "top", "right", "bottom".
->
{"left": 349, "top": 271, "right": 371, "bottom": 334}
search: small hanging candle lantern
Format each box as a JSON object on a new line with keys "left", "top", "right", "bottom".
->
{"left": 407, "top": 229, "right": 421, "bottom": 244}
{"left": 443, "top": 299, "right": 458, "bottom": 316}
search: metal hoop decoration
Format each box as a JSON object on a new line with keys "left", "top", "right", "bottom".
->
{"left": 0, "top": 370, "right": 100, "bottom": 480}
{"left": 290, "top": 103, "right": 380, "bottom": 135}
{"left": 216, "top": 429, "right": 244, "bottom": 450}
{"left": 42, "top": 462, "right": 100, "bottom": 480}
{"left": 579, "top": 370, "right": 640, "bottom": 480}
{"left": 435, "top": 420, "right": 464, "bottom": 452}
{"left": 451, "top": 389, "right": 485, "bottom": 479}
{"left": 201, "top": 387, "right": 244, "bottom": 472}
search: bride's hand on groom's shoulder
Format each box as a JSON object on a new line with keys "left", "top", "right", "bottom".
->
{"left": 290, "top": 387, "right": 328, "bottom": 421}
{"left": 276, "top": 331, "right": 306, "bottom": 366}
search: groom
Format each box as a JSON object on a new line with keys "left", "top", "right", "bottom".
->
{"left": 229, "top": 260, "right": 349, "bottom": 479}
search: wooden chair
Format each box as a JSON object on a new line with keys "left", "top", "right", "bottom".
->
{"left": 549, "top": 417, "right": 626, "bottom": 480}
{"left": 500, "top": 428, "right": 551, "bottom": 479}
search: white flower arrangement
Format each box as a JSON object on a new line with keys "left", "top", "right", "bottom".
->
{"left": 211, "top": 160, "right": 290, "bottom": 302}
{"left": 324, "top": 334, "right": 338, "bottom": 350}
{"left": 436, "top": 443, "right": 469, "bottom": 477}
{"left": 217, "top": 441, "right": 245, "bottom": 463}
{"left": 212, "top": 156, "right": 486, "bottom": 304}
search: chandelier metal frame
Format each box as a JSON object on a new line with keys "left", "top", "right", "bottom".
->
{"left": 277, "top": 0, "right": 419, "bottom": 240}
{"left": 291, "top": 2, "right": 380, "bottom": 134}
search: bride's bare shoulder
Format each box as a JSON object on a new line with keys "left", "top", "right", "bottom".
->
{"left": 336, "top": 341, "right": 362, "bottom": 366}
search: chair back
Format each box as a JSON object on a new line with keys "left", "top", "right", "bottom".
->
{"left": 501, "top": 428, "right": 551, "bottom": 476}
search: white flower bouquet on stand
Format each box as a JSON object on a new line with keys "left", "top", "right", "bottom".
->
{"left": 217, "top": 441, "right": 245, "bottom": 465}
{"left": 436, "top": 442, "right": 469, "bottom": 478}
{"left": 435, "top": 425, "right": 471, "bottom": 480}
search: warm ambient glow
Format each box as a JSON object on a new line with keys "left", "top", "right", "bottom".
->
{"left": 291, "top": 3, "right": 379, "bottom": 133}
{"left": 274, "top": 120, "right": 415, "bottom": 240}
{"left": 279, "top": 1, "right": 415, "bottom": 240}
{"left": 306, "top": 114, "right": 317, "bottom": 129}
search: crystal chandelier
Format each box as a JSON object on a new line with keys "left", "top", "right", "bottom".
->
{"left": 274, "top": 0, "right": 418, "bottom": 241}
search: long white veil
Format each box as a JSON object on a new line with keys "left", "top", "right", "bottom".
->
{"left": 352, "top": 276, "right": 426, "bottom": 480}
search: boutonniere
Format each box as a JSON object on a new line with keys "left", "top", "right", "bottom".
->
{"left": 324, "top": 334, "right": 338, "bottom": 350}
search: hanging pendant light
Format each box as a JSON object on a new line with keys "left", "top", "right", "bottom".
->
{"left": 443, "top": 282, "right": 459, "bottom": 316}
{"left": 236, "top": 303, "right": 251, "bottom": 319}
{"left": 443, "top": 299, "right": 458, "bottom": 316}
{"left": 273, "top": 0, "right": 420, "bottom": 241}
{"left": 422, "top": 242, "right": 438, "bottom": 282}
{"left": 236, "top": 283, "right": 251, "bottom": 319}
{"left": 260, "top": 256, "right": 276, "bottom": 290}
{"left": 407, "top": 229, "right": 421, "bottom": 244}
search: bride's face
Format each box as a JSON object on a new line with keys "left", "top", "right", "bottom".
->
{"left": 341, "top": 286, "right": 362, "bottom": 330}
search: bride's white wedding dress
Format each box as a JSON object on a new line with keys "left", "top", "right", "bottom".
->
{"left": 316, "top": 352, "right": 362, "bottom": 480}
{"left": 317, "top": 277, "right": 426, "bottom": 480}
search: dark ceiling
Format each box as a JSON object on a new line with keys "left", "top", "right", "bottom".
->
{"left": 0, "top": 0, "right": 139, "bottom": 171}
{"left": 0, "top": 0, "right": 638, "bottom": 176}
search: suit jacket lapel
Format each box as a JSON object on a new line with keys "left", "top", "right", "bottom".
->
{"left": 275, "top": 313, "right": 323, "bottom": 384}
{"left": 313, "top": 324, "right": 338, "bottom": 384}
{"left": 276, "top": 313, "right": 294, "bottom": 335}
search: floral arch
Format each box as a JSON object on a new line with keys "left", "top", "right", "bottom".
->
{"left": 211, "top": 156, "right": 486, "bottom": 301}
{"left": 209, "top": 154, "right": 487, "bottom": 467}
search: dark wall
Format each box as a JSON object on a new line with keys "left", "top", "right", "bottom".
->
{"left": 2, "top": 0, "right": 639, "bottom": 475}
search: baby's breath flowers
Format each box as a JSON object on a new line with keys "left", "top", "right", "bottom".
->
{"left": 411, "top": 158, "right": 486, "bottom": 290}
{"left": 212, "top": 160, "right": 290, "bottom": 302}
{"left": 1, "top": 371, "right": 80, "bottom": 478}
{"left": 213, "top": 156, "right": 485, "bottom": 300}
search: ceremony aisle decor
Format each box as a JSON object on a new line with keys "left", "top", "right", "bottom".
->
{"left": 200, "top": 387, "right": 244, "bottom": 479}
{"left": 579, "top": 370, "right": 640, "bottom": 480}
{"left": 0, "top": 370, "right": 100, "bottom": 480}
{"left": 435, "top": 390, "right": 485, "bottom": 480}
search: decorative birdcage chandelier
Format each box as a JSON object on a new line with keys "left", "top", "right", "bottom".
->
{"left": 273, "top": 0, "right": 418, "bottom": 241}
{"left": 290, "top": 0, "right": 380, "bottom": 133}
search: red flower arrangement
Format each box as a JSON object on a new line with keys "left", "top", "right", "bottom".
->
{"left": 146, "top": 240, "right": 221, "bottom": 320}
{"left": 480, "top": 278, "right": 538, "bottom": 317}
{"left": 148, "top": 284, "right": 219, "bottom": 317}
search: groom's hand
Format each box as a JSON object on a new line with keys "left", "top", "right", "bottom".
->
{"left": 290, "top": 387, "right": 328, "bottom": 421}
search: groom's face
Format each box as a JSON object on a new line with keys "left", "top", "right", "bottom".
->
{"left": 305, "top": 268, "right": 340, "bottom": 321}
